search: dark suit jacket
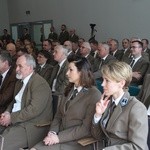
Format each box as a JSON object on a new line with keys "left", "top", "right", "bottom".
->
{"left": 125, "top": 57, "right": 149, "bottom": 85}
{"left": 67, "top": 51, "right": 76, "bottom": 61}
{"left": 36, "top": 63, "right": 53, "bottom": 83}
{"left": 20, "top": 33, "right": 31, "bottom": 41}
{"left": 75, "top": 48, "right": 81, "bottom": 56}
{"left": 91, "top": 92, "right": 148, "bottom": 150}
{"left": 49, "top": 86, "right": 101, "bottom": 149}
{"left": 137, "top": 74, "right": 150, "bottom": 108}
{"left": 48, "top": 32, "right": 58, "bottom": 41}
{"left": 69, "top": 34, "right": 79, "bottom": 42}
{"left": 86, "top": 54, "right": 94, "bottom": 70}
{"left": 59, "top": 31, "right": 69, "bottom": 44}
{"left": 145, "top": 48, "right": 150, "bottom": 61}
{"left": 6, "top": 73, "right": 53, "bottom": 148}
{"left": 111, "top": 50, "right": 124, "bottom": 61}
{"left": 0, "top": 67, "right": 17, "bottom": 114}
{"left": 49, "top": 60, "right": 69, "bottom": 95}
{"left": 46, "top": 51, "right": 58, "bottom": 66}
{"left": 93, "top": 55, "right": 116, "bottom": 79}
{"left": 2, "top": 34, "right": 11, "bottom": 42}
{"left": 121, "top": 48, "right": 131, "bottom": 62}
{"left": 142, "top": 51, "right": 149, "bottom": 62}
{"left": 90, "top": 50, "right": 99, "bottom": 59}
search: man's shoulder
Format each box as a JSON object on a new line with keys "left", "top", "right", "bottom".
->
{"left": 5, "top": 67, "right": 16, "bottom": 80}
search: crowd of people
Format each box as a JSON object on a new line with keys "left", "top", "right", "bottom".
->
{"left": 0, "top": 24, "right": 149, "bottom": 150}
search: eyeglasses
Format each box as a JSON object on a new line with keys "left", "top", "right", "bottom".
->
{"left": 131, "top": 46, "right": 141, "bottom": 49}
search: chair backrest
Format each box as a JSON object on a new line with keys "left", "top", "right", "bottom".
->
{"left": 128, "top": 86, "right": 140, "bottom": 96}
{"left": 95, "top": 80, "right": 103, "bottom": 93}
{"left": 0, "top": 135, "right": 4, "bottom": 150}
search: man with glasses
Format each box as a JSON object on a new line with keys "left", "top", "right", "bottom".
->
{"left": 125, "top": 40, "right": 149, "bottom": 86}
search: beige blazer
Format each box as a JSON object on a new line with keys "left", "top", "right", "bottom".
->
{"left": 91, "top": 92, "right": 148, "bottom": 150}
{"left": 6, "top": 73, "right": 53, "bottom": 148}
{"left": 49, "top": 86, "right": 101, "bottom": 149}
{"left": 137, "top": 74, "right": 150, "bottom": 108}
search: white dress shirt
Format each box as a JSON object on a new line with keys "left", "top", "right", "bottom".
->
{"left": 12, "top": 73, "right": 33, "bottom": 112}
{"left": 52, "top": 58, "right": 66, "bottom": 92}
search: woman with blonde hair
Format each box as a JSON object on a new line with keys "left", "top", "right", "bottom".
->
{"left": 91, "top": 61, "right": 148, "bottom": 150}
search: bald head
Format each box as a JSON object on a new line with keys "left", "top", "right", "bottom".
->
{"left": 6, "top": 43, "right": 16, "bottom": 56}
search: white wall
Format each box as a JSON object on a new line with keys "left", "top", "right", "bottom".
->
{"left": 0, "top": 0, "right": 9, "bottom": 35}
{"left": 7, "top": 0, "right": 150, "bottom": 43}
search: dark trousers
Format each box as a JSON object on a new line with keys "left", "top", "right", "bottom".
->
{"left": 52, "top": 94, "right": 59, "bottom": 118}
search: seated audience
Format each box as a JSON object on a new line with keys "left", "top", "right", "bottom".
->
{"left": 69, "top": 28, "right": 79, "bottom": 42}
{"left": 93, "top": 42, "right": 116, "bottom": 80}
{"left": 130, "top": 37, "right": 149, "bottom": 62}
{"left": 25, "top": 43, "right": 37, "bottom": 60}
{"left": 109, "top": 39, "right": 123, "bottom": 61}
{"left": 0, "top": 54, "right": 53, "bottom": 150}
{"left": 89, "top": 40, "right": 99, "bottom": 59}
{"left": 36, "top": 50, "right": 53, "bottom": 82}
{"left": 15, "top": 39, "right": 24, "bottom": 51}
{"left": 24, "top": 39, "right": 31, "bottom": 46}
{"left": 31, "top": 56, "right": 101, "bottom": 150}
{"left": 43, "top": 39, "right": 57, "bottom": 66}
{"left": 51, "top": 40, "right": 60, "bottom": 50}
{"left": 80, "top": 42, "right": 94, "bottom": 67}
{"left": 63, "top": 40, "right": 75, "bottom": 60}
{"left": 0, "top": 51, "right": 17, "bottom": 114}
{"left": 6, "top": 42, "right": 17, "bottom": 67}
{"left": 16, "top": 47, "right": 28, "bottom": 58}
{"left": 72, "top": 41, "right": 81, "bottom": 56}
{"left": 142, "top": 39, "right": 150, "bottom": 61}
{"left": 121, "top": 38, "right": 131, "bottom": 62}
{"left": 49, "top": 45, "right": 69, "bottom": 115}
{"left": 78, "top": 38, "right": 85, "bottom": 48}
{"left": 125, "top": 40, "right": 149, "bottom": 86}
{"left": 91, "top": 61, "right": 148, "bottom": 150}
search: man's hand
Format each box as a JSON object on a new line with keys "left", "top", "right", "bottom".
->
{"left": 132, "top": 72, "right": 141, "bottom": 80}
{"left": 0, "top": 111, "right": 11, "bottom": 126}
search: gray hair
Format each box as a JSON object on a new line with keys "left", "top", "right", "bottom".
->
{"left": 101, "top": 43, "right": 110, "bottom": 52}
{"left": 55, "top": 45, "right": 68, "bottom": 57}
{"left": 0, "top": 51, "right": 12, "bottom": 66}
{"left": 23, "top": 54, "right": 36, "bottom": 69}
{"left": 82, "top": 42, "right": 91, "bottom": 51}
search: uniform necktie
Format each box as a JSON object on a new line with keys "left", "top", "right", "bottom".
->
{"left": 37, "top": 66, "right": 42, "bottom": 73}
{"left": 130, "top": 59, "right": 135, "bottom": 68}
{"left": 0, "top": 74, "right": 3, "bottom": 86}
{"left": 70, "top": 89, "right": 78, "bottom": 100}
{"left": 103, "top": 101, "right": 116, "bottom": 128}
{"left": 66, "top": 89, "right": 78, "bottom": 110}
{"left": 98, "top": 59, "right": 104, "bottom": 69}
